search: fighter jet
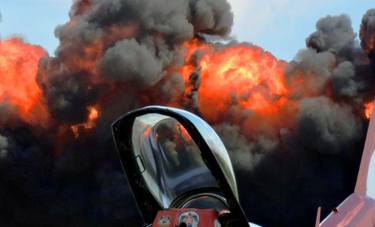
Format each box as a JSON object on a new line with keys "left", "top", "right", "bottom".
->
{"left": 111, "top": 106, "right": 375, "bottom": 227}
{"left": 317, "top": 102, "right": 375, "bottom": 226}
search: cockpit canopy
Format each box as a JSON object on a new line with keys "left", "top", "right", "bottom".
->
{"left": 112, "top": 106, "right": 247, "bottom": 225}
{"left": 132, "top": 114, "right": 220, "bottom": 208}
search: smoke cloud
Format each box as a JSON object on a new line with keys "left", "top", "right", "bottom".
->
{"left": 296, "top": 97, "right": 361, "bottom": 154}
{"left": 100, "top": 38, "right": 164, "bottom": 86}
{"left": 0, "top": 135, "right": 8, "bottom": 158}
{"left": 360, "top": 9, "right": 375, "bottom": 57}
{"left": 1, "top": 1, "right": 375, "bottom": 227}
{"left": 37, "top": 0, "right": 233, "bottom": 124}
{"left": 306, "top": 15, "right": 356, "bottom": 53}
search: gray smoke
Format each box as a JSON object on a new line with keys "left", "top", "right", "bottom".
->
{"left": 288, "top": 14, "right": 375, "bottom": 105}
{"left": 214, "top": 123, "right": 270, "bottom": 170}
{"left": 296, "top": 97, "right": 361, "bottom": 154}
{"left": 360, "top": 9, "right": 375, "bottom": 56}
{"left": 0, "top": 135, "right": 8, "bottom": 158}
{"left": 307, "top": 15, "right": 356, "bottom": 53}
{"left": 100, "top": 38, "right": 164, "bottom": 86}
{"left": 331, "top": 61, "right": 358, "bottom": 98}
{"left": 286, "top": 49, "right": 336, "bottom": 96}
{"left": 2, "top": 1, "right": 375, "bottom": 227}
{"left": 38, "top": 0, "right": 233, "bottom": 123}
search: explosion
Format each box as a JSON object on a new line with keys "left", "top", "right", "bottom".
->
{"left": 0, "top": 38, "right": 48, "bottom": 125}
{"left": 182, "top": 41, "right": 292, "bottom": 133}
{"left": 0, "top": 1, "right": 375, "bottom": 227}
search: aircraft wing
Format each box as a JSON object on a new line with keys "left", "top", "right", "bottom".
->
{"left": 318, "top": 100, "right": 375, "bottom": 226}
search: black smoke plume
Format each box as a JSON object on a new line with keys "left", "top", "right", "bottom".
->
{"left": 1, "top": 1, "right": 375, "bottom": 227}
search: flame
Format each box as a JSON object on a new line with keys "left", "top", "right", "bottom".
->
{"left": 0, "top": 36, "right": 372, "bottom": 144}
{"left": 199, "top": 45, "right": 288, "bottom": 114}
{"left": 0, "top": 38, "right": 49, "bottom": 125}
{"left": 181, "top": 40, "right": 294, "bottom": 135}
{"left": 71, "top": 106, "right": 100, "bottom": 138}
{"left": 88, "top": 106, "right": 99, "bottom": 121}
{"left": 181, "top": 39, "right": 210, "bottom": 82}
{"left": 365, "top": 102, "right": 373, "bottom": 119}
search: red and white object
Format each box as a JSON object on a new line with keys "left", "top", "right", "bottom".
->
{"left": 152, "top": 208, "right": 220, "bottom": 227}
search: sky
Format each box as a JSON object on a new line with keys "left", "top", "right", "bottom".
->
{"left": 229, "top": 0, "right": 375, "bottom": 60}
{"left": 0, "top": 0, "right": 374, "bottom": 216}
{"left": 1, "top": 0, "right": 374, "bottom": 60}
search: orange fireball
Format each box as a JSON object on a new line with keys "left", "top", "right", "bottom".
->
{"left": 0, "top": 37, "right": 49, "bottom": 125}
{"left": 181, "top": 40, "right": 294, "bottom": 135}
{"left": 198, "top": 44, "right": 288, "bottom": 119}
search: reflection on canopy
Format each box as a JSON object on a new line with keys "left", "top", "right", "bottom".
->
{"left": 132, "top": 113, "right": 219, "bottom": 208}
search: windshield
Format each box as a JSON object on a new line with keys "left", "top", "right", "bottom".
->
{"left": 132, "top": 113, "right": 219, "bottom": 208}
